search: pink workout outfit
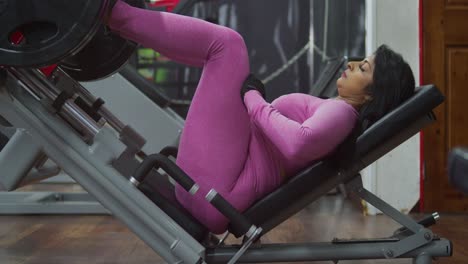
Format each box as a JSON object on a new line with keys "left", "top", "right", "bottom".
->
{"left": 109, "top": 1, "right": 358, "bottom": 234}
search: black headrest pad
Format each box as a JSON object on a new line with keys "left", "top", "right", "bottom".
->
{"left": 358, "top": 85, "right": 444, "bottom": 157}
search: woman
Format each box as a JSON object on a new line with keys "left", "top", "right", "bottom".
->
{"left": 106, "top": 1, "right": 415, "bottom": 234}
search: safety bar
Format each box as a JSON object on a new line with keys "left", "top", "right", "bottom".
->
{"left": 131, "top": 153, "right": 198, "bottom": 194}
{"left": 204, "top": 189, "right": 263, "bottom": 264}
{"left": 8, "top": 68, "right": 143, "bottom": 145}
{"left": 8, "top": 68, "right": 100, "bottom": 140}
{"left": 204, "top": 190, "right": 250, "bottom": 234}
{"left": 131, "top": 152, "right": 259, "bottom": 237}
{"left": 51, "top": 68, "right": 127, "bottom": 133}
{"left": 160, "top": 146, "right": 179, "bottom": 159}
{"left": 131, "top": 151, "right": 262, "bottom": 263}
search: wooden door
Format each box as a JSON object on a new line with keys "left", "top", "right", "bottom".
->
{"left": 423, "top": 0, "right": 468, "bottom": 212}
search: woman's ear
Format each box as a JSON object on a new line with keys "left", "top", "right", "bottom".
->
{"left": 365, "top": 95, "right": 373, "bottom": 102}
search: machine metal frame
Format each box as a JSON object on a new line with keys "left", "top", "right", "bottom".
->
{"left": 0, "top": 68, "right": 452, "bottom": 263}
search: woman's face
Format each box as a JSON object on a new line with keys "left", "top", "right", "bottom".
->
{"left": 336, "top": 56, "right": 375, "bottom": 103}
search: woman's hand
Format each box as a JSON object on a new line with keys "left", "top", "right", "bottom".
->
{"left": 241, "top": 74, "right": 266, "bottom": 101}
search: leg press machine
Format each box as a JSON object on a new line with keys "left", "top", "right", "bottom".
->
{"left": 0, "top": 0, "right": 453, "bottom": 262}
{"left": 0, "top": 64, "right": 453, "bottom": 264}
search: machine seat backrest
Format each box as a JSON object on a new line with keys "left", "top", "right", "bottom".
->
{"left": 228, "top": 85, "right": 444, "bottom": 236}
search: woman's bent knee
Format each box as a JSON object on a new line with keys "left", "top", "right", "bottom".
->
{"left": 209, "top": 27, "right": 249, "bottom": 66}
{"left": 220, "top": 28, "right": 247, "bottom": 51}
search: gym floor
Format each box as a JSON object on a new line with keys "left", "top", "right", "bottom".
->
{"left": 0, "top": 184, "right": 466, "bottom": 264}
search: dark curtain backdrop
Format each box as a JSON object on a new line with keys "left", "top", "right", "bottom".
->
{"left": 137, "top": 0, "right": 366, "bottom": 112}
{"left": 190, "top": 0, "right": 311, "bottom": 100}
{"left": 311, "top": 0, "right": 366, "bottom": 84}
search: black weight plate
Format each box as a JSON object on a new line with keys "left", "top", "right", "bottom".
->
{"left": 0, "top": 0, "right": 107, "bottom": 68}
{"left": 60, "top": 0, "right": 146, "bottom": 82}
{"left": 59, "top": 27, "right": 138, "bottom": 82}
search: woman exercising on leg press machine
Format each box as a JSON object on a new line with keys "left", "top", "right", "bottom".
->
{"left": 104, "top": 0, "right": 415, "bottom": 234}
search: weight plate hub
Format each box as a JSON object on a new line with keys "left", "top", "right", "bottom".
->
{"left": 0, "top": 0, "right": 107, "bottom": 67}
{"left": 60, "top": 0, "right": 146, "bottom": 81}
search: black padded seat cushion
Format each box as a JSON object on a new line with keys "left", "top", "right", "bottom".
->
{"left": 228, "top": 85, "right": 444, "bottom": 236}
{"left": 356, "top": 85, "right": 443, "bottom": 158}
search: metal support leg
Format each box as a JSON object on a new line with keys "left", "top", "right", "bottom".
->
{"left": 205, "top": 239, "right": 452, "bottom": 263}
{"left": 347, "top": 176, "right": 434, "bottom": 259}
{"left": 413, "top": 254, "right": 432, "bottom": 264}
{"left": 0, "top": 127, "right": 43, "bottom": 191}
{"left": 0, "top": 73, "right": 205, "bottom": 263}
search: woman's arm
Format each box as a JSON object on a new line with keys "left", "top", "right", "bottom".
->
{"left": 244, "top": 90, "right": 357, "bottom": 160}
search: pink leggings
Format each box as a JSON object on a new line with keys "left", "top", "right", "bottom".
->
{"left": 110, "top": 1, "right": 252, "bottom": 232}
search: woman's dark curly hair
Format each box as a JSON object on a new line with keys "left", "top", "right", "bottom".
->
{"left": 333, "top": 45, "right": 416, "bottom": 167}
{"left": 359, "top": 44, "right": 416, "bottom": 129}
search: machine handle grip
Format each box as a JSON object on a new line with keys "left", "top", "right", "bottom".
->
{"left": 159, "top": 146, "right": 178, "bottom": 159}
{"left": 206, "top": 189, "right": 253, "bottom": 236}
{"left": 418, "top": 213, "right": 440, "bottom": 227}
{"left": 133, "top": 153, "right": 197, "bottom": 193}
{"left": 134, "top": 153, "right": 255, "bottom": 237}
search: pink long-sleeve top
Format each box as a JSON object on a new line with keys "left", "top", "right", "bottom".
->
{"left": 176, "top": 90, "right": 359, "bottom": 234}
{"left": 244, "top": 90, "right": 358, "bottom": 181}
